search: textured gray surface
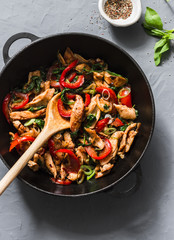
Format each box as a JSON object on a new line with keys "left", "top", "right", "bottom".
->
{"left": 0, "top": 0, "right": 174, "bottom": 239}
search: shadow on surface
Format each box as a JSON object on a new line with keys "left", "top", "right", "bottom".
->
{"left": 19, "top": 120, "right": 170, "bottom": 237}
{"left": 110, "top": 17, "right": 148, "bottom": 49}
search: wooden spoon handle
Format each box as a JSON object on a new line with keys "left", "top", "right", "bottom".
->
{"left": 0, "top": 127, "right": 51, "bottom": 195}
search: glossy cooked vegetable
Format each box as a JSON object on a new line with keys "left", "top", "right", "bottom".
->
{"left": 3, "top": 47, "right": 141, "bottom": 184}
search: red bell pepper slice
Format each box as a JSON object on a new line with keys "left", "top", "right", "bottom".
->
{"left": 60, "top": 75, "right": 84, "bottom": 89}
{"left": 95, "top": 117, "right": 110, "bottom": 132}
{"left": 85, "top": 138, "right": 112, "bottom": 160}
{"left": 66, "top": 93, "right": 76, "bottom": 100}
{"left": 111, "top": 118, "right": 124, "bottom": 127}
{"left": 84, "top": 93, "right": 91, "bottom": 107}
{"left": 118, "top": 87, "right": 132, "bottom": 108}
{"left": 9, "top": 136, "right": 35, "bottom": 152}
{"left": 96, "top": 86, "right": 118, "bottom": 103}
{"left": 57, "top": 98, "right": 72, "bottom": 117}
{"left": 2, "top": 93, "right": 11, "bottom": 124}
{"left": 12, "top": 92, "right": 29, "bottom": 110}
{"left": 51, "top": 178, "right": 72, "bottom": 185}
{"left": 55, "top": 149, "right": 80, "bottom": 173}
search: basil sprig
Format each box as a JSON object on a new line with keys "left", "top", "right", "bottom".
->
{"left": 143, "top": 7, "right": 174, "bottom": 66}
{"left": 22, "top": 76, "right": 42, "bottom": 93}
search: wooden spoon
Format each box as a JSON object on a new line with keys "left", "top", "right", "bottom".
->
{"left": 0, "top": 93, "right": 70, "bottom": 195}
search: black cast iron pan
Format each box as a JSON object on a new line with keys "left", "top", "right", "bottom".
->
{"left": 0, "top": 32, "right": 155, "bottom": 197}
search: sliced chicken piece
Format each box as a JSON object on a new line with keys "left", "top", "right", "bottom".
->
{"left": 75, "top": 146, "right": 88, "bottom": 164}
{"left": 10, "top": 108, "right": 46, "bottom": 120}
{"left": 21, "top": 128, "right": 40, "bottom": 138}
{"left": 95, "top": 170, "right": 111, "bottom": 179}
{"left": 86, "top": 94, "right": 101, "bottom": 128}
{"left": 114, "top": 104, "right": 136, "bottom": 120}
{"left": 70, "top": 95, "right": 84, "bottom": 132}
{"left": 118, "top": 123, "right": 137, "bottom": 152}
{"left": 75, "top": 63, "right": 91, "bottom": 72}
{"left": 93, "top": 71, "right": 109, "bottom": 87}
{"left": 85, "top": 128, "right": 105, "bottom": 150}
{"left": 125, "top": 123, "right": 141, "bottom": 152}
{"left": 45, "top": 152, "right": 57, "bottom": 178}
{"left": 63, "top": 131, "right": 75, "bottom": 149}
{"left": 104, "top": 71, "right": 127, "bottom": 87}
{"left": 28, "top": 160, "right": 39, "bottom": 171}
{"left": 67, "top": 172, "right": 78, "bottom": 181}
{"left": 73, "top": 53, "right": 88, "bottom": 63}
{"left": 28, "top": 70, "right": 41, "bottom": 84}
{"left": 64, "top": 47, "right": 76, "bottom": 64}
{"left": 24, "top": 88, "right": 55, "bottom": 109}
{"left": 60, "top": 164, "right": 67, "bottom": 181}
{"left": 33, "top": 153, "right": 45, "bottom": 167}
{"left": 58, "top": 52, "right": 66, "bottom": 66}
{"left": 100, "top": 131, "right": 124, "bottom": 165}
{"left": 44, "top": 81, "right": 50, "bottom": 90}
{"left": 100, "top": 163, "right": 114, "bottom": 173}
{"left": 12, "top": 120, "right": 29, "bottom": 134}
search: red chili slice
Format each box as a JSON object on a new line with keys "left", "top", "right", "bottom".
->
{"left": 84, "top": 93, "right": 91, "bottom": 107}
{"left": 96, "top": 86, "right": 118, "bottom": 103}
{"left": 9, "top": 136, "right": 35, "bottom": 152}
{"left": 57, "top": 98, "right": 72, "bottom": 118}
{"left": 59, "top": 60, "right": 84, "bottom": 89}
{"left": 12, "top": 92, "right": 29, "bottom": 110}
{"left": 67, "top": 72, "right": 77, "bottom": 82}
{"left": 2, "top": 93, "right": 11, "bottom": 124}
{"left": 118, "top": 87, "right": 132, "bottom": 108}
{"left": 51, "top": 178, "right": 72, "bottom": 185}
{"left": 48, "top": 138, "right": 56, "bottom": 157}
{"left": 55, "top": 149, "right": 80, "bottom": 173}
{"left": 95, "top": 118, "right": 110, "bottom": 132}
{"left": 66, "top": 93, "right": 76, "bottom": 100}
{"left": 85, "top": 138, "right": 112, "bottom": 160}
{"left": 111, "top": 118, "right": 124, "bottom": 127}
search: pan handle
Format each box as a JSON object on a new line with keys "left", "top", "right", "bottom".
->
{"left": 106, "top": 165, "right": 142, "bottom": 198}
{"left": 3, "top": 32, "right": 39, "bottom": 64}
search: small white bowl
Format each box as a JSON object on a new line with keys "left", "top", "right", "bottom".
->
{"left": 98, "top": 0, "right": 142, "bottom": 27}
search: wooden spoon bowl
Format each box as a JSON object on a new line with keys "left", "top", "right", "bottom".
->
{"left": 0, "top": 93, "right": 70, "bottom": 195}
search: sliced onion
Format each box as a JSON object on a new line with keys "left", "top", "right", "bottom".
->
{"left": 102, "top": 89, "right": 110, "bottom": 100}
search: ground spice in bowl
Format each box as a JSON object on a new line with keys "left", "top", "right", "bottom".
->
{"left": 104, "top": 0, "right": 133, "bottom": 20}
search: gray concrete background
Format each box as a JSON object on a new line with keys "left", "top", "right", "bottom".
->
{"left": 0, "top": 0, "right": 174, "bottom": 239}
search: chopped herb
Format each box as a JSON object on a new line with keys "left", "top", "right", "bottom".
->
{"left": 106, "top": 70, "right": 123, "bottom": 77}
{"left": 27, "top": 106, "right": 46, "bottom": 112}
{"left": 12, "top": 98, "right": 23, "bottom": 103}
{"left": 83, "top": 89, "right": 96, "bottom": 95}
{"left": 135, "top": 109, "right": 139, "bottom": 117}
{"left": 85, "top": 114, "right": 96, "bottom": 128}
{"left": 70, "top": 130, "right": 79, "bottom": 141}
{"left": 104, "top": 104, "right": 110, "bottom": 110}
{"left": 120, "top": 123, "right": 131, "bottom": 131}
{"left": 24, "top": 119, "right": 36, "bottom": 126}
{"left": 35, "top": 119, "right": 45, "bottom": 129}
{"left": 22, "top": 75, "right": 42, "bottom": 93}
{"left": 24, "top": 118, "right": 45, "bottom": 129}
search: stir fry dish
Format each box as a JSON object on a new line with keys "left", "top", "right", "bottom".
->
{"left": 2, "top": 47, "right": 141, "bottom": 185}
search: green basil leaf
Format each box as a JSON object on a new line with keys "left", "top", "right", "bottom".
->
{"left": 145, "top": 7, "right": 163, "bottom": 30}
{"left": 85, "top": 114, "right": 96, "bottom": 128}
{"left": 35, "top": 119, "right": 45, "bottom": 129}
{"left": 27, "top": 106, "right": 46, "bottom": 112}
